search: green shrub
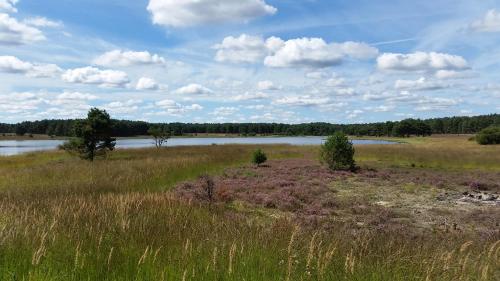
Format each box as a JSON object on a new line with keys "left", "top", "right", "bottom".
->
{"left": 320, "top": 132, "right": 356, "bottom": 171}
{"left": 476, "top": 126, "right": 500, "bottom": 145}
{"left": 252, "top": 149, "right": 267, "bottom": 166}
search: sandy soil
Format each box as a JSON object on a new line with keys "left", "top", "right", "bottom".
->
{"left": 175, "top": 159, "right": 500, "bottom": 236}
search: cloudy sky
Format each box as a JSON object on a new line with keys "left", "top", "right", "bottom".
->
{"left": 0, "top": 0, "right": 499, "bottom": 124}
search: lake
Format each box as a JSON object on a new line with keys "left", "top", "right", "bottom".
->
{"left": 0, "top": 137, "right": 397, "bottom": 156}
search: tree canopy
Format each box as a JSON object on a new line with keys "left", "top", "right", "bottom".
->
{"left": 1, "top": 114, "right": 499, "bottom": 138}
{"left": 60, "top": 108, "right": 116, "bottom": 161}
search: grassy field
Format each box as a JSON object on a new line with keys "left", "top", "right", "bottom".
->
{"left": 0, "top": 136, "right": 498, "bottom": 280}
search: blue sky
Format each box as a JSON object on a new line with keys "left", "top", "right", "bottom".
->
{"left": 0, "top": 0, "right": 499, "bottom": 124}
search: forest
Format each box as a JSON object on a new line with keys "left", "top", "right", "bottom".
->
{"left": 0, "top": 113, "right": 499, "bottom": 138}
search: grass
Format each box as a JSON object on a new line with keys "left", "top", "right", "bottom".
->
{"left": 354, "top": 135, "right": 500, "bottom": 170}
{"left": 0, "top": 136, "right": 498, "bottom": 280}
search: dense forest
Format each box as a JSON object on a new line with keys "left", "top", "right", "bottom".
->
{"left": 0, "top": 114, "right": 499, "bottom": 138}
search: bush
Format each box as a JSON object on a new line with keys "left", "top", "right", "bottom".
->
{"left": 320, "top": 132, "right": 356, "bottom": 171}
{"left": 252, "top": 149, "right": 267, "bottom": 166}
{"left": 476, "top": 126, "right": 500, "bottom": 145}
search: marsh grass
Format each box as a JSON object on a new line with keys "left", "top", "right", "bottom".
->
{"left": 354, "top": 136, "right": 500, "bottom": 170}
{"left": 0, "top": 138, "right": 498, "bottom": 280}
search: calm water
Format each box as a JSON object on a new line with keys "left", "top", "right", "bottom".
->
{"left": 0, "top": 137, "right": 396, "bottom": 156}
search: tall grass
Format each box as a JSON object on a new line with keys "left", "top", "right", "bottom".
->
{"left": 355, "top": 136, "right": 500, "bottom": 170}
{"left": 0, "top": 139, "right": 498, "bottom": 280}
{"left": 0, "top": 192, "right": 498, "bottom": 281}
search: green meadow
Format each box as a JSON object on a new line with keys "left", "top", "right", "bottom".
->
{"left": 0, "top": 136, "right": 498, "bottom": 281}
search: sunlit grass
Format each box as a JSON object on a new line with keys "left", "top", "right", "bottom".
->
{"left": 0, "top": 137, "right": 498, "bottom": 280}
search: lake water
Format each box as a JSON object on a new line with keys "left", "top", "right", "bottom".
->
{"left": 0, "top": 137, "right": 396, "bottom": 156}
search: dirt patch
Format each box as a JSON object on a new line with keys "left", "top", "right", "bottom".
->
{"left": 174, "top": 159, "right": 500, "bottom": 235}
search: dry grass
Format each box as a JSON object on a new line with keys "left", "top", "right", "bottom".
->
{"left": 0, "top": 137, "right": 498, "bottom": 280}
{"left": 355, "top": 135, "right": 500, "bottom": 170}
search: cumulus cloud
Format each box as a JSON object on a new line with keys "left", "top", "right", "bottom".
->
{"left": 233, "top": 91, "right": 269, "bottom": 101}
{"left": 394, "top": 77, "right": 448, "bottom": 91}
{"left": 469, "top": 9, "right": 500, "bottom": 32}
{"left": 62, "top": 66, "right": 130, "bottom": 88}
{"left": 0, "top": 0, "right": 17, "bottom": 13}
{"left": 0, "top": 92, "right": 44, "bottom": 114}
{"left": 136, "top": 77, "right": 166, "bottom": 91}
{"left": 93, "top": 50, "right": 166, "bottom": 67}
{"left": 104, "top": 99, "right": 143, "bottom": 114}
{"left": 214, "top": 34, "right": 270, "bottom": 63}
{"left": 377, "top": 52, "right": 468, "bottom": 72}
{"left": 49, "top": 92, "right": 98, "bottom": 106}
{"left": 0, "top": 55, "right": 62, "bottom": 77}
{"left": 257, "top": 80, "right": 281, "bottom": 91}
{"left": 214, "top": 35, "right": 378, "bottom": 68}
{"left": 274, "top": 95, "right": 331, "bottom": 107}
{"left": 174, "top": 83, "right": 213, "bottom": 95}
{"left": 0, "top": 13, "right": 45, "bottom": 45}
{"left": 147, "top": 0, "right": 277, "bottom": 28}
{"left": 155, "top": 99, "right": 203, "bottom": 115}
{"left": 264, "top": 38, "right": 378, "bottom": 68}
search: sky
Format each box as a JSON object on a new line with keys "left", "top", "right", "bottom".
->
{"left": 0, "top": 0, "right": 499, "bottom": 124}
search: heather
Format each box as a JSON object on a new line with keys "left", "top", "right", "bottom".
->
{"left": 0, "top": 136, "right": 498, "bottom": 280}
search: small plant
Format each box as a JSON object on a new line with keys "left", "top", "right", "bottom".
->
{"left": 320, "top": 132, "right": 356, "bottom": 171}
{"left": 476, "top": 126, "right": 500, "bottom": 145}
{"left": 252, "top": 149, "right": 267, "bottom": 167}
{"left": 200, "top": 174, "right": 215, "bottom": 201}
{"left": 148, "top": 126, "right": 170, "bottom": 148}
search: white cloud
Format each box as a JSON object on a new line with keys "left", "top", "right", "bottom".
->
{"left": 0, "top": 13, "right": 45, "bottom": 45}
{"left": 0, "top": 92, "right": 44, "bottom": 113}
{"left": 214, "top": 35, "right": 377, "bottom": 68}
{"left": 136, "top": 77, "right": 165, "bottom": 91}
{"left": 257, "top": 80, "right": 280, "bottom": 91}
{"left": 0, "top": 0, "right": 17, "bottom": 13}
{"left": 147, "top": 0, "right": 277, "bottom": 28}
{"left": 305, "top": 71, "right": 330, "bottom": 79}
{"left": 214, "top": 34, "right": 268, "bottom": 63}
{"left": 377, "top": 52, "right": 468, "bottom": 73}
{"left": 174, "top": 83, "right": 213, "bottom": 95}
{"left": 414, "top": 97, "right": 459, "bottom": 111}
{"left": 62, "top": 66, "right": 130, "bottom": 88}
{"left": 155, "top": 99, "right": 203, "bottom": 115}
{"left": 211, "top": 106, "right": 239, "bottom": 116}
{"left": 346, "top": 109, "right": 364, "bottom": 119}
{"left": 333, "top": 88, "right": 356, "bottom": 96}
{"left": 93, "top": 50, "right": 166, "bottom": 67}
{"left": 0, "top": 55, "right": 62, "bottom": 78}
{"left": 367, "top": 105, "right": 396, "bottom": 112}
{"left": 233, "top": 91, "right": 269, "bottom": 101}
{"left": 50, "top": 92, "right": 98, "bottom": 106}
{"left": 469, "top": 9, "right": 500, "bottom": 33}
{"left": 264, "top": 38, "right": 378, "bottom": 68}
{"left": 394, "top": 77, "right": 448, "bottom": 91}
{"left": 104, "top": 99, "right": 143, "bottom": 114}
{"left": 24, "top": 17, "right": 62, "bottom": 28}
{"left": 274, "top": 95, "right": 331, "bottom": 107}
{"left": 435, "top": 70, "right": 474, "bottom": 80}
{"left": 325, "top": 77, "right": 346, "bottom": 87}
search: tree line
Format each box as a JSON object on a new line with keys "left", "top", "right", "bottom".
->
{"left": 1, "top": 113, "right": 499, "bottom": 138}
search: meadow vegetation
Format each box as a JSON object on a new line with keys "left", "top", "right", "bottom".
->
{"left": 0, "top": 136, "right": 498, "bottom": 280}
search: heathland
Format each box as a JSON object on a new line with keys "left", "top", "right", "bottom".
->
{"left": 0, "top": 136, "right": 498, "bottom": 280}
